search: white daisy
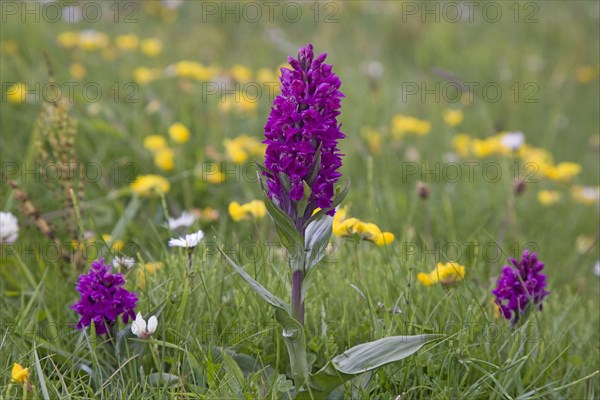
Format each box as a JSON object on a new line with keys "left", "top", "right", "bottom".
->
{"left": 131, "top": 312, "right": 158, "bottom": 338}
{"left": 501, "top": 131, "right": 525, "bottom": 151}
{"left": 168, "top": 229, "right": 204, "bottom": 248}
{"left": 0, "top": 211, "right": 19, "bottom": 244}
{"left": 168, "top": 211, "right": 197, "bottom": 231}
{"left": 113, "top": 256, "right": 135, "bottom": 270}
{"left": 594, "top": 261, "right": 600, "bottom": 277}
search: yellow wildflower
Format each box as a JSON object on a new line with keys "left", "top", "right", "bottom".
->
{"left": 571, "top": 185, "right": 600, "bottom": 205}
{"left": 576, "top": 65, "right": 597, "bottom": 84}
{"left": 77, "top": 30, "right": 109, "bottom": 50}
{"left": 168, "top": 122, "right": 190, "bottom": 144}
{"left": 154, "top": 148, "right": 175, "bottom": 171}
{"left": 256, "top": 67, "right": 278, "bottom": 84}
{"left": 238, "top": 96, "right": 258, "bottom": 113}
{"left": 115, "top": 34, "right": 139, "bottom": 51}
{"left": 491, "top": 298, "right": 501, "bottom": 319}
{"left": 230, "top": 64, "right": 253, "bottom": 82}
{"left": 543, "top": 162, "right": 581, "bottom": 182}
{"left": 518, "top": 145, "right": 553, "bottom": 169}
{"left": 101, "top": 46, "right": 118, "bottom": 61}
{"left": 223, "top": 135, "right": 266, "bottom": 163}
{"left": 332, "top": 211, "right": 394, "bottom": 246}
{"left": 1, "top": 40, "right": 18, "bottom": 55}
{"left": 471, "top": 136, "right": 503, "bottom": 158}
{"left": 331, "top": 207, "right": 348, "bottom": 235}
{"left": 11, "top": 362, "right": 30, "bottom": 384}
{"left": 228, "top": 200, "right": 267, "bottom": 222}
{"left": 69, "top": 63, "right": 86, "bottom": 80}
{"left": 137, "top": 262, "right": 163, "bottom": 289}
{"left": 452, "top": 133, "right": 472, "bottom": 157}
{"left": 224, "top": 139, "right": 248, "bottom": 163}
{"left": 5, "top": 82, "right": 27, "bottom": 103}
{"left": 143, "top": 135, "right": 167, "bottom": 152}
{"left": 169, "top": 61, "right": 219, "bottom": 81}
{"left": 134, "top": 67, "right": 161, "bottom": 84}
{"left": 112, "top": 240, "right": 124, "bottom": 252}
{"left": 537, "top": 190, "right": 561, "bottom": 206}
{"left": 130, "top": 175, "right": 170, "bottom": 196}
{"left": 100, "top": 234, "right": 124, "bottom": 252}
{"left": 218, "top": 99, "right": 233, "bottom": 113}
{"left": 57, "top": 31, "right": 79, "bottom": 48}
{"left": 443, "top": 109, "right": 464, "bottom": 127}
{"left": 218, "top": 94, "right": 258, "bottom": 114}
{"left": 207, "top": 172, "right": 225, "bottom": 184}
{"left": 361, "top": 127, "right": 382, "bottom": 154}
{"left": 366, "top": 224, "right": 395, "bottom": 246}
{"left": 417, "top": 262, "right": 466, "bottom": 286}
{"left": 391, "top": 115, "right": 431, "bottom": 138}
{"left": 199, "top": 164, "right": 226, "bottom": 184}
{"left": 140, "top": 38, "right": 162, "bottom": 56}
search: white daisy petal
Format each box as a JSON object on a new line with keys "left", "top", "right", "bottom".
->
{"left": 168, "top": 229, "right": 204, "bottom": 248}
{"left": 501, "top": 131, "right": 525, "bottom": 151}
{"left": 168, "top": 211, "right": 197, "bottom": 231}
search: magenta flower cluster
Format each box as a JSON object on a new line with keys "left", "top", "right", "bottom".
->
{"left": 71, "top": 259, "right": 137, "bottom": 335}
{"left": 492, "top": 250, "right": 549, "bottom": 324}
{"left": 263, "top": 44, "right": 345, "bottom": 228}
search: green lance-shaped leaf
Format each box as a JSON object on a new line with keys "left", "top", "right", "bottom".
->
{"left": 304, "top": 212, "right": 333, "bottom": 272}
{"left": 218, "top": 245, "right": 310, "bottom": 387}
{"left": 296, "top": 334, "right": 443, "bottom": 399}
{"left": 276, "top": 309, "right": 310, "bottom": 389}
{"left": 218, "top": 245, "right": 290, "bottom": 315}
{"left": 301, "top": 213, "right": 334, "bottom": 302}
{"left": 331, "top": 334, "right": 443, "bottom": 374}
{"left": 262, "top": 193, "right": 304, "bottom": 268}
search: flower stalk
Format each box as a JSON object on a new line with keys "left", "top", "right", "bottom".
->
{"left": 291, "top": 269, "right": 304, "bottom": 325}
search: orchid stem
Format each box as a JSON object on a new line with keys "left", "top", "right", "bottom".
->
{"left": 291, "top": 270, "right": 304, "bottom": 325}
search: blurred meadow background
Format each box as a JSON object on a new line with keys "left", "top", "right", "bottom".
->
{"left": 1, "top": 0, "right": 599, "bottom": 398}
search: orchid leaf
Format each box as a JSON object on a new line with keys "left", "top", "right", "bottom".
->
{"left": 331, "top": 334, "right": 443, "bottom": 375}
{"left": 218, "top": 245, "right": 309, "bottom": 388}
{"left": 295, "top": 334, "right": 442, "bottom": 399}
{"left": 218, "top": 246, "right": 291, "bottom": 315}
{"left": 263, "top": 193, "right": 303, "bottom": 263}
{"left": 304, "top": 212, "right": 333, "bottom": 272}
{"left": 276, "top": 309, "right": 309, "bottom": 389}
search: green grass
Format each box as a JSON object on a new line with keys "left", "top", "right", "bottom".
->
{"left": 1, "top": 1, "right": 599, "bottom": 398}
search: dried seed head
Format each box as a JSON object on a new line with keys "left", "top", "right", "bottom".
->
{"left": 417, "top": 181, "right": 430, "bottom": 200}
{"left": 514, "top": 179, "right": 526, "bottom": 195}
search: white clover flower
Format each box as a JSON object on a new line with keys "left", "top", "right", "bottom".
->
{"left": 362, "top": 60, "right": 384, "bottom": 79}
{"left": 168, "top": 211, "right": 197, "bottom": 231}
{"left": 442, "top": 152, "right": 459, "bottom": 163}
{"left": 131, "top": 312, "right": 158, "bottom": 338}
{"left": 161, "top": 0, "right": 184, "bottom": 9}
{"left": 0, "top": 211, "right": 19, "bottom": 244}
{"left": 501, "top": 131, "right": 525, "bottom": 151}
{"left": 594, "top": 261, "right": 600, "bottom": 277}
{"left": 168, "top": 229, "right": 204, "bottom": 249}
{"left": 113, "top": 256, "right": 135, "bottom": 270}
{"left": 581, "top": 187, "right": 600, "bottom": 203}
